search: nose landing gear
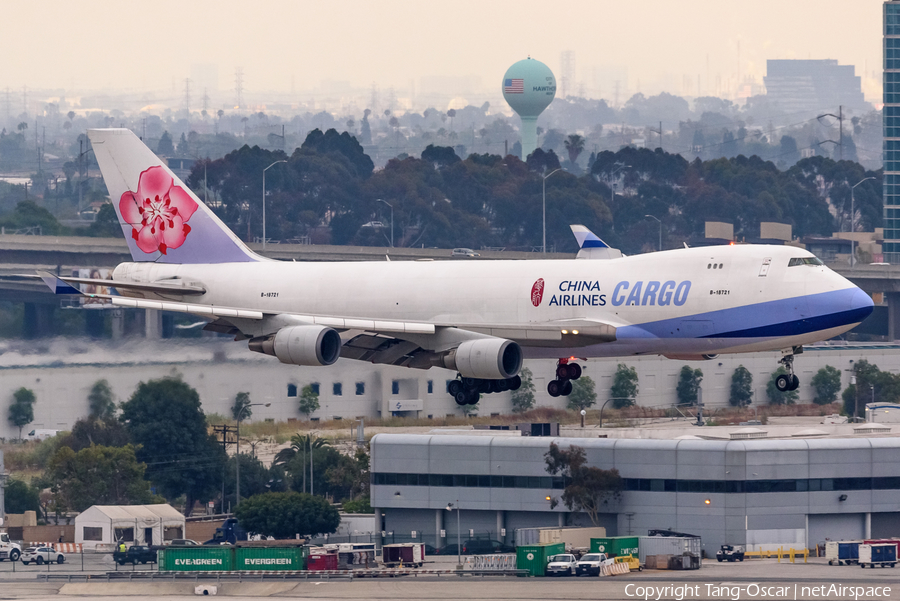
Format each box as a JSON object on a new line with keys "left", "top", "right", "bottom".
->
{"left": 548, "top": 359, "right": 582, "bottom": 397}
{"left": 775, "top": 347, "right": 802, "bottom": 392}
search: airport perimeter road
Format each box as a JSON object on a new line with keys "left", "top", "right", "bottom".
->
{"left": 3, "top": 559, "right": 900, "bottom": 600}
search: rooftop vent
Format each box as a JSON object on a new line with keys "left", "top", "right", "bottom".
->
{"left": 853, "top": 424, "right": 891, "bottom": 435}
{"left": 729, "top": 428, "right": 767, "bottom": 440}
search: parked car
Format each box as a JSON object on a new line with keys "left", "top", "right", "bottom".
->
{"left": 167, "top": 539, "right": 199, "bottom": 546}
{"left": 451, "top": 248, "right": 480, "bottom": 257}
{"left": 575, "top": 552, "right": 610, "bottom": 576}
{"left": 716, "top": 545, "right": 745, "bottom": 562}
{"left": 461, "top": 539, "right": 514, "bottom": 555}
{"left": 435, "top": 543, "right": 460, "bottom": 556}
{"left": 21, "top": 546, "right": 65, "bottom": 565}
{"left": 422, "top": 544, "right": 437, "bottom": 555}
{"left": 113, "top": 545, "right": 158, "bottom": 565}
{"left": 546, "top": 553, "right": 578, "bottom": 576}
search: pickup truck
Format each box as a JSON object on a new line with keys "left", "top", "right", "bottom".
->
{"left": 113, "top": 545, "right": 159, "bottom": 565}
{"left": 716, "top": 545, "right": 745, "bottom": 562}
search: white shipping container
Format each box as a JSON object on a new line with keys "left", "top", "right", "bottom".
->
{"left": 516, "top": 526, "right": 607, "bottom": 549}
{"left": 638, "top": 536, "right": 702, "bottom": 566}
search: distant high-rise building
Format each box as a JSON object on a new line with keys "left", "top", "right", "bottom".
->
{"left": 763, "top": 59, "right": 868, "bottom": 115}
{"left": 884, "top": 2, "right": 900, "bottom": 263}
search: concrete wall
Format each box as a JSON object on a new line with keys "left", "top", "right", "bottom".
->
{"left": 1, "top": 337, "right": 900, "bottom": 439}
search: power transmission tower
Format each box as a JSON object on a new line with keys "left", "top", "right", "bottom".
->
{"left": 183, "top": 78, "right": 192, "bottom": 115}
{"left": 234, "top": 67, "right": 244, "bottom": 111}
{"left": 560, "top": 50, "right": 575, "bottom": 99}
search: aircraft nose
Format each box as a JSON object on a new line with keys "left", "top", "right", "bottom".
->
{"left": 848, "top": 287, "right": 874, "bottom": 320}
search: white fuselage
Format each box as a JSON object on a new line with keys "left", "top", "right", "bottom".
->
{"left": 112, "top": 244, "right": 871, "bottom": 360}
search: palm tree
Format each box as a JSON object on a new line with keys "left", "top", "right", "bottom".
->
{"left": 564, "top": 134, "right": 585, "bottom": 164}
{"left": 273, "top": 433, "right": 330, "bottom": 494}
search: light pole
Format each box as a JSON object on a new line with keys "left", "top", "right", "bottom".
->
{"left": 377, "top": 199, "right": 393, "bottom": 247}
{"left": 609, "top": 163, "right": 630, "bottom": 205}
{"left": 262, "top": 160, "right": 287, "bottom": 250}
{"left": 850, "top": 177, "right": 875, "bottom": 270}
{"left": 446, "top": 500, "right": 461, "bottom": 569}
{"left": 599, "top": 398, "right": 633, "bottom": 428}
{"left": 644, "top": 214, "right": 662, "bottom": 251}
{"left": 542, "top": 168, "right": 564, "bottom": 254}
{"left": 236, "top": 402, "right": 271, "bottom": 507}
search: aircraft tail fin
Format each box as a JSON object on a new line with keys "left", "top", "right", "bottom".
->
{"left": 88, "top": 128, "right": 260, "bottom": 264}
{"left": 569, "top": 225, "right": 623, "bottom": 260}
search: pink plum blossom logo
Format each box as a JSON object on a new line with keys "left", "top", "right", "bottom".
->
{"left": 119, "top": 166, "right": 198, "bottom": 255}
{"left": 531, "top": 278, "right": 545, "bottom": 307}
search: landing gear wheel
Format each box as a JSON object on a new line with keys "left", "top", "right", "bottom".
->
{"left": 775, "top": 374, "right": 792, "bottom": 392}
{"left": 508, "top": 375, "right": 522, "bottom": 391}
{"left": 789, "top": 374, "right": 800, "bottom": 391}
{"left": 477, "top": 380, "right": 492, "bottom": 394}
{"left": 548, "top": 380, "right": 562, "bottom": 397}
{"left": 556, "top": 364, "right": 571, "bottom": 380}
{"left": 448, "top": 380, "right": 463, "bottom": 396}
{"left": 466, "top": 391, "right": 480, "bottom": 405}
{"left": 492, "top": 379, "right": 509, "bottom": 393}
{"left": 567, "top": 363, "right": 582, "bottom": 380}
{"left": 454, "top": 391, "right": 469, "bottom": 406}
{"left": 561, "top": 380, "right": 573, "bottom": 396}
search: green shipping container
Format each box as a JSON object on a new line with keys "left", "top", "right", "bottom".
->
{"left": 516, "top": 542, "right": 565, "bottom": 577}
{"left": 590, "top": 536, "right": 640, "bottom": 557}
{"left": 235, "top": 547, "right": 307, "bottom": 571}
{"left": 159, "top": 546, "right": 234, "bottom": 572}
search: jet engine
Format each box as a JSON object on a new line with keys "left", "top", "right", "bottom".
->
{"left": 248, "top": 325, "right": 342, "bottom": 366}
{"left": 440, "top": 338, "right": 523, "bottom": 380}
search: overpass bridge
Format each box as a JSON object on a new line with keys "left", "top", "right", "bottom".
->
{"left": 0, "top": 234, "right": 573, "bottom": 338}
{"left": 0, "top": 234, "right": 894, "bottom": 340}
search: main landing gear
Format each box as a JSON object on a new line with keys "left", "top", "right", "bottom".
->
{"left": 775, "top": 347, "right": 802, "bottom": 392}
{"left": 448, "top": 375, "right": 522, "bottom": 406}
{"left": 548, "top": 359, "right": 582, "bottom": 397}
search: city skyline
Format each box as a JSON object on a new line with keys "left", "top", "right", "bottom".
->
{"left": 0, "top": 0, "right": 884, "bottom": 108}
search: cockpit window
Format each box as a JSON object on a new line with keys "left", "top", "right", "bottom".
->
{"left": 788, "top": 257, "right": 824, "bottom": 267}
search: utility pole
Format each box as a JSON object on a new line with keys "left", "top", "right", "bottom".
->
{"left": 212, "top": 424, "right": 237, "bottom": 514}
{"left": 649, "top": 121, "right": 662, "bottom": 151}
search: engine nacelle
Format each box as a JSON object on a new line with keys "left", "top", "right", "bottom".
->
{"left": 248, "top": 325, "right": 342, "bottom": 366}
{"left": 441, "top": 338, "right": 523, "bottom": 380}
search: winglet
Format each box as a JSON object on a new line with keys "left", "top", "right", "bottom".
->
{"left": 569, "top": 225, "right": 622, "bottom": 260}
{"left": 37, "top": 271, "right": 82, "bottom": 295}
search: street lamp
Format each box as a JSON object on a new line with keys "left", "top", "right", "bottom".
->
{"left": 262, "top": 160, "right": 287, "bottom": 250}
{"left": 599, "top": 398, "right": 633, "bottom": 428}
{"left": 377, "top": 199, "right": 393, "bottom": 247}
{"left": 644, "top": 214, "right": 662, "bottom": 251}
{"left": 236, "top": 402, "right": 271, "bottom": 507}
{"left": 609, "top": 163, "right": 631, "bottom": 205}
{"left": 850, "top": 177, "right": 876, "bottom": 270}
{"left": 542, "top": 168, "right": 564, "bottom": 254}
{"left": 445, "top": 500, "right": 462, "bottom": 569}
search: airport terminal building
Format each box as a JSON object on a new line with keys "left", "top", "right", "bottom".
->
{"left": 370, "top": 432, "right": 900, "bottom": 554}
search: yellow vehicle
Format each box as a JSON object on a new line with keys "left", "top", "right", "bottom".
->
{"left": 615, "top": 554, "right": 642, "bottom": 572}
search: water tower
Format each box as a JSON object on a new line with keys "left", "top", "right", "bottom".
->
{"left": 502, "top": 57, "right": 556, "bottom": 159}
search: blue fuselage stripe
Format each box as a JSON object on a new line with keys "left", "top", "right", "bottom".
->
{"left": 619, "top": 288, "right": 872, "bottom": 340}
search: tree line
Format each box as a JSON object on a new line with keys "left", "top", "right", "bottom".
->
{"left": 5, "top": 376, "right": 369, "bottom": 537}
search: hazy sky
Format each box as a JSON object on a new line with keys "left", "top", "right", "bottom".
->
{"left": 0, "top": 0, "right": 884, "bottom": 103}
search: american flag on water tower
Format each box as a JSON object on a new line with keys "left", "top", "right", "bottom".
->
{"left": 504, "top": 78, "right": 524, "bottom": 94}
